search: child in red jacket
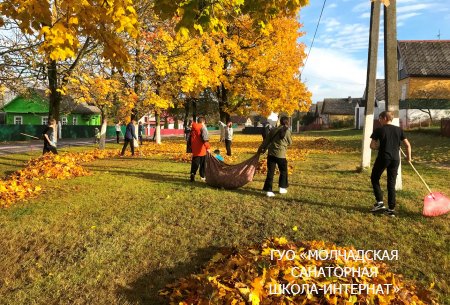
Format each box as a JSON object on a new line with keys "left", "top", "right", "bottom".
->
{"left": 190, "top": 116, "right": 210, "bottom": 181}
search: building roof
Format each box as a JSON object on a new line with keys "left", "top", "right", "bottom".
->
{"left": 321, "top": 97, "right": 362, "bottom": 115}
{"left": 1, "top": 89, "right": 101, "bottom": 115}
{"left": 398, "top": 40, "right": 450, "bottom": 77}
{"left": 314, "top": 102, "right": 323, "bottom": 116}
{"left": 361, "top": 79, "right": 386, "bottom": 107}
{"left": 1, "top": 93, "right": 48, "bottom": 113}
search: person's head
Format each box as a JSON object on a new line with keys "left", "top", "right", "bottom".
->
{"left": 214, "top": 149, "right": 221, "bottom": 155}
{"left": 280, "top": 116, "right": 289, "bottom": 127}
{"left": 226, "top": 120, "right": 232, "bottom": 128}
{"left": 138, "top": 121, "right": 142, "bottom": 125}
{"left": 279, "top": 116, "right": 290, "bottom": 139}
{"left": 378, "top": 111, "right": 393, "bottom": 125}
{"left": 49, "top": 119, "right": 56, "bottom": 126}
{"left": 197, "top": 116, "right": 206, "bottom": 124}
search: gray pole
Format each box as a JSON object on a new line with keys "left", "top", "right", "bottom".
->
{"left": 384, "top": 0, "right": 402, "bottom": 189}
{"left": 361, "top": 0, "right": 381, "bottom": 169}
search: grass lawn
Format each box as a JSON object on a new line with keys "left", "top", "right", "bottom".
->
{"left": 0, "top": 129, "right": 449, "bottom": 304}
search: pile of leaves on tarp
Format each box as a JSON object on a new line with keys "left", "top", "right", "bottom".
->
{"left": 160, "top": 238, "right": 437, "bottom": 305}
{"left": 0, "top": 149, "right": 117, "bottom": 207}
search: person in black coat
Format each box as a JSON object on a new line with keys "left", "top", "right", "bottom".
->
{"left": 120, "top": 119, "right": 138, "bottom": 156}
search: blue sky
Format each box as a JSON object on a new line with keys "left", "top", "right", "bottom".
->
{"left": 298, "top": 0, "right": 450, "bottom": 103}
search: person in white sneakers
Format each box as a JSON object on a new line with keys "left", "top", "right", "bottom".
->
{"left": 258, "top": 116, "right": 292, "bottom": 197}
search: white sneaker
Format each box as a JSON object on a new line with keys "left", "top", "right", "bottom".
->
{"left": 201, "top": 177, "right": 206, "bottom": 181}
{"left": 266, "top": 191, "right": 275, "bottom": 197}
{"left": 279, "top": 188, "right": 288, "bottom": 194}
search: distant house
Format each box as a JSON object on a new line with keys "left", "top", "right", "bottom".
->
{"left": 313, "top": 101, "right": 324, "bottom": 125}
{"left": 355, "top": 79, "right": 386, "bottom": 129}
{"left": 1, "top": 89, "right": 101, "bottom": 125}
{"left": 397, "top": 40, "right": 450, "bottom": 126}
{"left": 321, "top": 97, "right": 362, "bottom": 128}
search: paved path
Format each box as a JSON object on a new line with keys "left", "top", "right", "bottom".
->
{"left": 0, "top": 130, "right": 222, "bottom": 156}
{"left": 0, "top": 138, "right": 116, "bottom": 155}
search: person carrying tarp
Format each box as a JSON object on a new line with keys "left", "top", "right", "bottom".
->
{"left": 190, "top": 116, "right": 210, "bottom": 182}
{"left": 218, "top": 120, "right": 233, "bottom": 156}
{"left": 258, "top": 116, "right": 292, "bottom": 197}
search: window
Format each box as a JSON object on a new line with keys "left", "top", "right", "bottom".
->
{"left": 14, "top": 116, "right": 23, "bottom": 125}
{"left": 61, "top": 117, "right": 68, "bottom": 125}
{"left": 42, "top": 117, "right": 48, "bottom": 125}
{"left": 73, "top": 117, "right": 78, "bottom": 125}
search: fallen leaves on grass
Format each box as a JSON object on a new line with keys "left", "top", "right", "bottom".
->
{"left": 0, "top": 150, "right": 118, "bottom": 207}
{"left": 161, "top": 238, "right": 437, "bottom": 305}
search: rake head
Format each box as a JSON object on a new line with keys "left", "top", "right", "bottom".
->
{"left": 423, "top": 192, "right": 450, "bottom": 217}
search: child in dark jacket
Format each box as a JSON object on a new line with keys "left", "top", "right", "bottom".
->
{"left": 120, "top": 119, "right": 137, "bottom": 156}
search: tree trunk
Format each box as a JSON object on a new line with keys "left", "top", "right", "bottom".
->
{"left": 47, "top": 60, "right": 61, "bottom": 123}
{"left": 218, "top": 83, "right": 230, "bottom": 122}
{"left": 192, "top": 98, "right": 197, "bottom": 122}
{"left": 155, "top": 111, "right": 161, "bottom": 144}
{"left": 219, "top": 110, "right": 230, "bottom": 123}
{"left": 183, "top": 99, "right": 190, "bottom": 129}
{"left": 132, "top": 47, "right": 142, "bottom": 122}
{"left": 99, "top": 117, "right": 107, "bottom": 150}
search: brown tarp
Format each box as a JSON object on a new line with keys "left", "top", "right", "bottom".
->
{"left": 205, "top": 152, "right": 260, "bottom": 189}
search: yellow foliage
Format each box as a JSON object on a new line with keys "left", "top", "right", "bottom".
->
{"left": 160, "top": 238, "right": 437, "bottom": 304}
{"left": 0, "top": 0, "right": 138, "bottom": 66}
{"left": 210, "top": 16, "right": 311, "bottom": 116}
{"left": 0, "top": 149, "right": 117, "bottom": 208}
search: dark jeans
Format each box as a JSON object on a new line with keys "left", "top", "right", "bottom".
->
{"left": 121, "top": 138, "right": 135, "bottom": 156}
{"left": 191, "top": 156, "right": 206, "bottom": 178}
{"left": 139, "top": 135, "right": 143, "bottom": 145}
{"left": 371, "top": 158, "right": 400, "bottom": 209}
{"left": 263, "top": 155, "right": 288, "bottom": 192}
{"left": 225, "top": 139, "right": 232, "bottom": 156}
{"left": 43, "top": 143, "right": 58, "bottom": 155}
{"left": 116, "top": 131, "right": 120, "bottom": 143}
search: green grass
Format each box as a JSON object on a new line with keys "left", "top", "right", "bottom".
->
{"left": 0, "top": 130, "right": 449, "bottom": 305}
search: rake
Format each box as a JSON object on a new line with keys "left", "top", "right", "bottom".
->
{"left": 401, "top": 149, "right": 450, "bottom": 217}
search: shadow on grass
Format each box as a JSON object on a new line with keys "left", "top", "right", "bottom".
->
{"left": 86, "top": 167, "right": 212, "bottom": 189}
{"left": 87, "top": 164, "right": 424, "bottom": 220}
{"left": 117, "top": 246, "right": 226, "bottom": 305}
{"left": 289, "top": 182, "right": 372, "bottom": 193}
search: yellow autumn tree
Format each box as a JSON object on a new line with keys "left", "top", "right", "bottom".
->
{"left": 153, "top": 0, "right": 309, "bottom": 35}
{"left": 209, "top": 16, "right": 311, "bottom": 120}
{"left": 0, "top": 0, "right": 138, "bottom": 121}
{"left": 148, "top": 22, "right": 223, "bottom": 126}
{"left": 129, "top": 16, "right": 222, "bottom": 143}
{"left": 67, "top": 70, "right": 136, "bottom": 148}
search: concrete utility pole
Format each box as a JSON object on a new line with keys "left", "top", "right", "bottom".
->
{"left": 384, "top": 0, "right": 402, "bottom": 190}
{"left": 361, "top": 0, "right": 402, "bottom": 189}
{"left": 361, "top": 0, "right": 381, "bottom": 169}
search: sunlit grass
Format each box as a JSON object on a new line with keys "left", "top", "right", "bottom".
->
{"left": 0, "top": 130, "right": 449, "bottom": 304}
